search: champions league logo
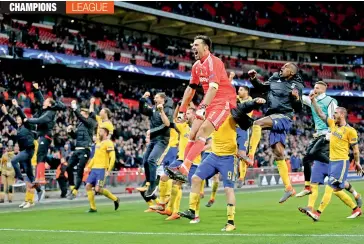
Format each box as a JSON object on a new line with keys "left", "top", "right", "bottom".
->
{"left": 340, "top": 91, "right": 354, "bottom": 97}
{"left": 161, "top": 70, "right": 175, "bottom": 78}
{"left": 37, "top": 52, "right": 56, "bottom": 63}
{"left": 0, "top": 47, "right": 7, "bottom": 56}
{"left": 84, "top": 59, "right": 100, "bottom": 68}
{"left": 124, "top": 65, "right": 139, "bottom": 73}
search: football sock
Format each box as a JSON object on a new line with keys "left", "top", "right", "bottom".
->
{"left": 167, "top": 184, "right": 179, "bottom": 213}
{"left": 195, "top": 195, "right": 201, "bottom": 217}
{"left": 305, "top": 181, "right": 311, "bottom": 187}
{"left": 248, "top": 125, "right": 262, "bottom": 156}
{"left": 189, "top": 192, "right": 199, "bottom": 212}
{"left": 211, "top": 181, "right": 219, "bottom": 201}
{"left": 227, "top": 204, "right": 235, "bottom": 225}
{"left": 166, "top": 179, "right": 173, "bottom": 198}
{"left": 334, "top": 190, "right": 356, "bottom": 209}
{"left": 184, "top": 137, "right": 207, "bottom": 171}
{"left": 239, "top": 160, "right": 247, "bottom": 180}
{"left": 100, "top": 188, "right": 117, "bottom": 202}
{"left": 308, "top": 184, "right": 318, "bottom": 209}
{"left": 200, "top": 180, "right": 205, "bottom": 196}
{"left": 184, "top": 140, "right": 195, "bottom": 160}
{"left": 87, "top": 190, "right": 96, "bottom": 210}
{"left": 276, "top": 159, "right": 291, "bottom": 190}
{"left": 318, "top": 185, "right": 333, "bottom": 213}
{"left": 174, "top": 185, "right": 182, "bottom": 214}
{"left": 158, "top": 180, "right": 168, "bottom": 203}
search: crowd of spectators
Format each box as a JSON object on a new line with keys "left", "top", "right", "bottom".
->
{"left": 138, "top": 2, "right": 364, "bottom": 41}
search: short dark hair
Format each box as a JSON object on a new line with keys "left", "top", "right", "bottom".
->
{"left": 239, "top": 86, "right": 250, "bottom": 93}
{"left": 315, "top": 81, "right": 327, "bottom": 87}
{"left": 194, "top": 35, "right": 212, "bottom": 50}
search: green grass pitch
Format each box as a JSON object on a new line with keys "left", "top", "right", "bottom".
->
{"left": 1, "top": 182, "right": 364, "bottom": 244}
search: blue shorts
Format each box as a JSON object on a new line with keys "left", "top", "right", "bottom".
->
{"left": 269, "top": 114, "right": 292, "bottom": 147}
{"left": 86, "top": 169, "right": 106, "bottom": 187}
{"left": 328, "top": 160, "right": 350, "bottom": 189}
{"left": 311, "top": 161, "right": 329, "bottom": 185}
{"left": 236, "top": 127, "right": 249, "bottom": 151}
{"left": 169, "top": 159, "right": 197, "bottom": 183}
{"left": 161, "top": 147, "right": 178, "bottom": 167}
{"left": 195, "top": 153, "right": 235, "bottom": 188}
{"left": 201, "top": 152, "right": 211, "bottom": 163}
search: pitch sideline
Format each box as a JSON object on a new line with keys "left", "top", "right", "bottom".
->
{"left": 0, "top": 228, "right": 363, "bottom": 237}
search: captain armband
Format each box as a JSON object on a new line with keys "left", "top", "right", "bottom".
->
{"left": 209, "top": 82, "right": 219, "bottom": 89}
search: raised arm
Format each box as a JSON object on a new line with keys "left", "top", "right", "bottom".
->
{"left": 33, "top": 83, "right": 45, "bottom": 105}
{"left": 248, "top": 70, "right": 270, "bottom": 92}
{"left": 71, "top": 100, "right": 94, "bottom": 128}
{"left": 1, "top": 105, "right": 18, "bottom": 129}
{"left": 310, "top": 93, "right": 327, "bottom": 122}
{"left": 139, "top": 92, "right": 153, "bottom": 116}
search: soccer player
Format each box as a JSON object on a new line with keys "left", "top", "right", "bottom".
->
{"left": 25, "top": 83, "right": 66, "bottom": 184}
{"left": 3, "top": 100, "right": 44, "bottom": 204}
{"left": 296, "top": 80, "right": 336, "bottom": 196}
{"left": 243, "top": 64, "right": 304, "bottom": 203}
{"left": 179, "top": 98, "right": 266, "bottom": 231}
{"left": 153, "top": 106, "right": 202, "bottom": 222}
{"left": 89, "top": 98, "right": 114, "bottom": 140}
{"left": 84, "top": 126, "right": 120, "bottom": 213}
{"left": 139, "top": 92, "right": 173, "bottom": 197}
{"left": 0, "top": 145, "right": 17, "bottom": 203}
{"left": 66, "top": 99, "right": 97, "bottom": 199}
{"left": 236, "top": 86, "right": 253, "bottom": 188}
{"left": 167, "top": 35, "right": 237, "bottom": 182}
{"left": 304, "top": 94, "right": 362, "bottom": 220}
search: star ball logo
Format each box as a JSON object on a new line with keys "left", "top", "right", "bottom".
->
{"left": 0, "top": 1, "right": 114, "bottom": 14}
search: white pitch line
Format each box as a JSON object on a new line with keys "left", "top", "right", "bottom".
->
{"left": 0, "top": 188, "right": 283, "bottom": 214}
{"left": 0, "top": 228, "right": 363, "bottom": 238}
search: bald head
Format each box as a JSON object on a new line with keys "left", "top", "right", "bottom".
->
{"left": 280, "top": 62, "right": 298, "bottom": 79}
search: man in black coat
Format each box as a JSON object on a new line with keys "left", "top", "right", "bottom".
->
{"left": 25, "top": 83, "right": 66, "bottom": 184}
{"left": 66, "top": 99, "right": 97, "bottom": 199}
{"left": 139, "top": 92, "right": 173, "bottom": 197}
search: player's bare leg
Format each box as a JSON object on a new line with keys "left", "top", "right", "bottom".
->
{"left": 167, "top": 120, "right": 214, "bottom": 182}
{"left": 221, "top": 187, "right": 236, "bottom": 232}
{"left": 344, "top": 181, "right": 362, "bottom": 208}
{"left": 273, "top": 142, "right": 295, "bottom": 203}
{"left": 243, "top": 117, "right": 273, "bottom": 165}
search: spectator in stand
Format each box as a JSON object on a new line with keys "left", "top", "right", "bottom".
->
{"left": 290, "top": 151, "right": 302, "bottom": 172}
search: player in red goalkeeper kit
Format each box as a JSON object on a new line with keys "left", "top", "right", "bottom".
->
{"left": 166, "top": 35, "right": 236, "bottom": 183}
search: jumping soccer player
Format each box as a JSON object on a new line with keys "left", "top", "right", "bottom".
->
{"left": 304, "top": 95, "right": 362, "bottom": 221}
{"left": 179, "top": 97, "right": 266, "bottom": 231}
{"left": 296, "top": 80, "right": 337, "bottom": 196}
{"left": 167, "top": 35, "right": 236, "bottom": 182}
{"left": 25, "top": 83, "right": 65, "bottom": 184}
{"left": 243, "top": 64, "right": 304, "bottom": 203}
{"left": 85, "top": 126, "right": 119, "bottom": 213}
{"left": 67, "top": 99, "right": 97, "bottom": 199}
{"left": 1, "top": 101, "right": 44, "bottom": 206}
